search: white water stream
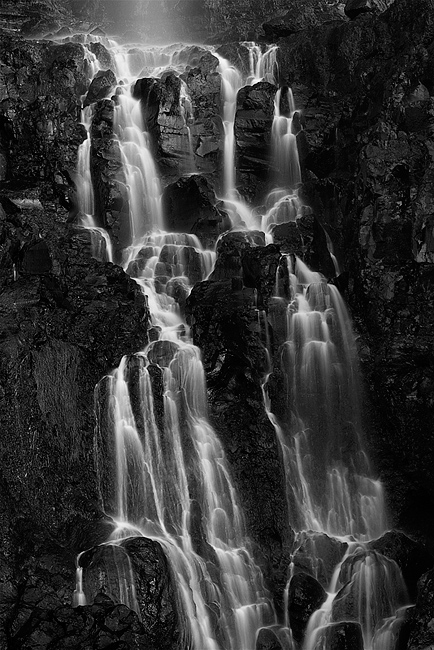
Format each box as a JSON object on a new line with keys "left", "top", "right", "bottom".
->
{"left": 72, "top": 34, "right": 409, "bottom": 650}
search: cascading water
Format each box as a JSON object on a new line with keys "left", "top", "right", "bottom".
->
{"left": 259, "top": 86, "right": 409, "bottom": 647}
{"left": 216, "top": 42, "right": 279, "bottom": 229}
{"left": 74, "top": 35, "right": 280, "bottom": 650}
{"left": 72, "top": 31, "right": 410, "bottom": 650}
{"left": 76, "top": 49, "right": 114, "bottom": 262}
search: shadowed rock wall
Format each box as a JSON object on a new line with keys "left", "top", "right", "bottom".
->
{"left": 1, "top": 0, "right": 434, "bottom": 646}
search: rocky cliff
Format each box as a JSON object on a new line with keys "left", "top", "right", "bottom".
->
{"left": 1, "top": 0, "right": 434, "bottom": 648}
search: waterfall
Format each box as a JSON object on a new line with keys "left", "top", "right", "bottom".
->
{"left": 73, "top": 32, "right": 410, "bottom": 650}
{"left": 76, "top": 49, "right": 114, "bottom": 262}
{"left": 261, "top": 88, "right": 303, "bottom": 232}
{"left": 75, "top": 36, "right": 279, "bottom": 650}
{"left": 216, "top": 42, "right": 278, "bottom": 229}
{"left": 90, "top": 231, "right": 276, "bottom": 649}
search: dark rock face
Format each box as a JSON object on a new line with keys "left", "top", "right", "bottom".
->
{"left": 407, "top": 569, "right": 434, "bottom": 650}
{"left": 84, "top": 68, "right": 117, "bottom": 106}
{"left": 9, "top": 592, "right": 155, "bottom": 650}
{"left": 1, "top": 0, "right": 434, "bottom": 646}
{"left": 162, "top": 175, "right": 230, "bottom": 247}
{"left": 287, "top": 572, "right": 326, "bottom": 643}
{"left": 344, "top": 0, "right": 376, "bottom": 19}
{"left": 0, "top": 36, "right": 87, "bottom": 185}
{"left": 263, "top": 1, "right": 347, "bottom": 39}
{"left": 186, "top": 232, "right": 292, "bottom": 606}
{"left": 180, "top": 51, "right": 221, "bottom": 177}
{"left": 256, "top": 627, "right": 284, "bottom": 650}
{"left": 323, "top": 622, "right": 364, "bottom": 650}
{"left": 79, "top": 538, "right": 181, "bottom": 649}
{"left": 291, "top": 531, "right": 348, "bottom": 588}
{"left": 0, "top": 140, "right": 148, "bottom": 647}
{"left": 90, "top": 99, "right": 128, "bottom": 253}
{"left": 368, "top": 530, "right": 433, "bottom": 600}
{"left": 234, "top": 82, "right": 277, "bottom": 203}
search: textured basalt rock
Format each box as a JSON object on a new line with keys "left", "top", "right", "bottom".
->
{"left": 0, "top": 186, "right": 149, "bottom": 646}
{"left": 162, "top": 174, "right": 230, "bottom": 247}
{"left": 2, "top": 0, "right": 434, "bottom": 645}
{"left": 256, "top": 627, "right": 284, "bottom": 650}
{"left": 291, "top": 531, "right": 349, "bottom": 588}
{"left": 79, "top": 538, "right": 181, "bottom": 650}
{"left": 287, "top": 572, "right": 326, "bottom": 642}
{"left": 180, "top": 51, "right": 221, "bottom": 177}
{"left": 84, "top": 68, "right": 117, "bottom": 107}
{"left": 322, "top": 622, "right": 364, "bottom": 649}
{"left": 368, "top": 530, "right": 433, "bottom": 600}
{"left": 234, "top": 82, "right": 277, "bottom": 203}
{"left": 406, "top": 569, "right": 434, "bottom": 650}
{"left": 186, "top": 232, "right": 292, "bottom": 608}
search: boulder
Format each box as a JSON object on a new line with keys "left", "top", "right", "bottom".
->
{"left": 323, "top": 622, "right": 364, "bottom": 649}
{"left": 79, "top": 537, "right": 180, "bottom": 649}
{"left": 256, "top": 626, "right": 284, "bottom": 650}
{"left": 368, "top": 530, "right": 433, "bottom": 600}
{"left": 20, "top": 239, "right": 52, "bottom": 275}
{"left": 83, "top": 69, "right": 117, "bottom": 107}
{"left": 234, "top": 82, "right": 277, "bottom": 202}
{"left": 406, "top": 569, "right": 434, "bottom": 650}
{"left": 344, "top": 0, "right": 376, "bottom": 19}
{"left": 291, "top": 531, "right": 348, "bottom": 588}
{"left": 288, "top": 572, "right": 326, "bottom": 642}
{"left": 162, "top": 175, "right": 230, "bottom": 247}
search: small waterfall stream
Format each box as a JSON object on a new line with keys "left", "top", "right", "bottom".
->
{"left": 73, "top": 34, "right": 410, "bottom": 650}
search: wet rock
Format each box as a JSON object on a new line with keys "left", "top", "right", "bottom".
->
{"left": 180, "top": 51, "right": 221, "bottom": 176}
{"left": 234, "top": 82, "right": 277, "bottom": 203}
{"left": 406, "top": 569, "right": 434, "bottom": 650}
{"left": 88, "top": 42, "right": 114, "bottom": 70}
{"left": 162, "top": 175, "right": 230, "bottom": 247}
{"left": 84, "top": 69, "right": 117, "bottom": 107}
{"left": 288, "top": 572, "right": 326, "bottom": 642}
{"left": 241, "top": 243, "right": 281, "bottom": 304}
{"left": 256, "top": 626, "right": 284, "bottom": 650}
{"left": 368, "top": 530, "right": 433, "bottom": 600}
{"left": 344, "top": 0, "right": 377, "bottom": 19}
{"left": 263, "top": 2, "right": 346, "bottom": 39}
{"left": 79, "top": 537, "right": 180, "bottom": 649}
{"left": 323, "top": 621, "right": 364, "bottom": 649}
{"left": 186, "top": 240, "right": 293, "bottom": 602}
{"left": 332, "top": 548, "right": 408, "bottom": 632}
{"left": 11, "top": 593, "right": 153, "bottom": 650}
{"left": 147, "top": 340, "right": 179, "bottom": 367}
{"left": 133, "top": 77, "right": 162, "bottom": 153}
{"left": 20, "top": 239, "right": 52, "bottom": 275}
{"left": 90, "top": 98, "right": 129, "bottom": 254}
{"left": 291, "top": 531, "right": 348, "bottom": 588}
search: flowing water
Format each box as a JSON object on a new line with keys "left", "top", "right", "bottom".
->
{"left": 73, "top": 34, "right": 409, "bottom": 650}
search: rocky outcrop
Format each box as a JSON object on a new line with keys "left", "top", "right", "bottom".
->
{"left": 79, "top": 538, "right": 181, "bottom": 650}
{"left": 234, "top": 82, "right": 277, "bottom": 203}
{"left": 368, "top": 530, "right": 433, "bottom": 600}
{"left": 0, "top": 43, "right": 149, "bottom": 635}
{"left": 291, "top": 531, "right": 349, "bottom": 588}
{"left": 162, "top": 174, "right": 230, "bottom": 247}
{"left": 0, "top": 36, "right": 87, "bottom": 186}
{"left": 322, "top": 622, "right": 364, "bottom": 649}
{"left": 186, "top": 231, "right": 293, "bottom": 606}
{"left": 406, "top": 569, "right": 434, "bottom": 650}
{"left": 287, "top": 573, "right": 326, "bottom": 642}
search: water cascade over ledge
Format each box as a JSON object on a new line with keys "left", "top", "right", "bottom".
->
{"left": 73, "top": 34, "right": 411, "bottom": 650}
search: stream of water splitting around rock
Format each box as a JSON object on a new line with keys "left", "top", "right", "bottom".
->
{"left": 72, "top": 34, "right": 410, "bottom": 650}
